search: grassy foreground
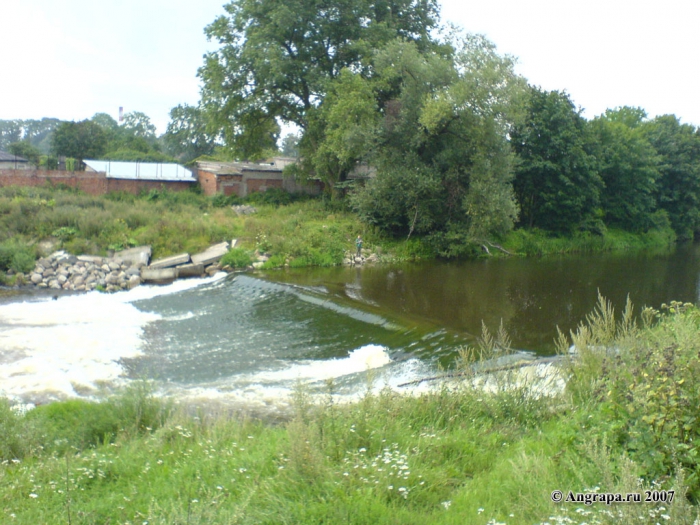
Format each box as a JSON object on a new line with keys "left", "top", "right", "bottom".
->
{"left": 2, "top": 298, "right": 700, "bottom": 524}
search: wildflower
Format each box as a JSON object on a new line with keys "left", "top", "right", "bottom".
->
{"left": 29, "top": 493, "right": 38, "bottom": 498}
{"left": 442, "top": 501, "right": 451, "bottom": 510}
{"left": 478, "top": 508, "right": 484, "bottom": 514}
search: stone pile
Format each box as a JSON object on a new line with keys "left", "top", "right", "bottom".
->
{"left": 343, "top": 249, "right": 379, "bottom": 266}
{"left": 28, "top": 251, "right": 142, "bottom": 292}
{"left": 26, "top": 242, "right": 233, "bottom": 293}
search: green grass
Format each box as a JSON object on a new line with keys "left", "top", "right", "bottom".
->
{"left": 2, "top": 300, "right": 700, "bottom": 524}
{"left": 503, "top": 226, "right": 677, "bottom": 257}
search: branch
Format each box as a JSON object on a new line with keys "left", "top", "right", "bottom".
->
{"left": 407, "top": 206, "right": 419, "bottom": 240}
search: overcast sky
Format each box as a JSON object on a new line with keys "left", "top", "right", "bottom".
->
{"left": 1, "top": 0, "right": 698, "bottom": 134}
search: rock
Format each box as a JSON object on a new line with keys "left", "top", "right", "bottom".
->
{"left": 37, "top": 282, "right": 48, "bottom": 288}
{"left": 42, "top": 269, "right": 55, "bottom": 278}
{"left": 252, "top": 261, "right": 264, "bottom": 269}
{"left": 127, "top": 275, "right": 141, "bottom": 289}
{"left": 108, "top": 261, "right": 121, "bottom": 272}
{"left": 101, "top": 264, "right": 111, "bottom": 272}
{"left": 105, "top": 273, "right": 120, "bottom": 285}
{"left": 125, "top": 267, "right": 141, "bottom": 276}
{"left": 149, "top": 253, "right": 191, "bottom": 269}
{"left": 30, "top": 273, "right": 43, "bottom": 284}
{"left": 231, "top": 205, "right": 257, "bottom": 215}
{"left": 48, "top": 280, "right": 61, "bottom": 290}
{"left": 57, "top": 274, "right": 68, "bottom": 285}
{"left": 206, "top": 264, "right": 222, "bottom": 275}
{"left": 73, "top": 276, "right": 85, "bottom": 287}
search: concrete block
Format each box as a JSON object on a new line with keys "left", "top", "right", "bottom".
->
{"left": 175, "top": 263, "right": 205, "bottom": 277}
{"left": 113, "top": 246, "right": 152, "bottom": 267}
{"left": 77, "top": 255, "right": 104, "bottom": 265}
{"left": 149, "top": 253, "right": 191, "bottom": 269}
{"left": 141, "top": 267, "right": 179, "bottom": 282}
{"left": 192, "top": 242, "right": 229, "bottom": 266}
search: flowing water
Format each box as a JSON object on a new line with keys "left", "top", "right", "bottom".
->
{"left": 2, "top": 243, "right": 700, "bottom": 415}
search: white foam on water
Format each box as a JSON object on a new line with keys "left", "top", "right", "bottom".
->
{"left": 168, "top": 347, "right": 441, "bottom": 418}
{"left": 251, "top": 344, "right": 393, "bottom": 383}
{"left": 0, "top": 273, "right": 227, "bottom": 401}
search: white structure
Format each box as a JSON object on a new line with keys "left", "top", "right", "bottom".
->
{"left": 83, "top": 160, "right": 196, "bottom": 182}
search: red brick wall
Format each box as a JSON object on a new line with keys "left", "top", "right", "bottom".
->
{"left": 0, "top": 169, "right": 195, "bottom": 195}
{"left": 0, "top": 169, "right": 107, "bottom": 195}
{"left": 198, "top": 169, "right": 218, "bottom": 196}
{"left": 106, "top": 179, "right": 195, "bottom": 194}
{"left": 247, "top": 178, "right": 283, "bottom": 193}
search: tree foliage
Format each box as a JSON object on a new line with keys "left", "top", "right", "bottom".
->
{"left": 511, "top": 87, "right": 601, "bottom": 233}
{"left": 164, "top": 105, "right": 218, "bottom": 162}
{"left": 350, "top": 36, "right": 525, "bottom": 250}
{"left": 198, "top": 0, "right": 440, "bottom": 159}
{"left": 589, "top": 109, "right": 659, "bottom": 231}
{"left": 51, "top": 120, "right": 108, "bottom": 161}
{"left": 643, "top": 115, "right": 700, "bottom": 240}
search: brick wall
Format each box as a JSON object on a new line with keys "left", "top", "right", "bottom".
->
{"left": 198, "top": 169, "right": 218, "bottom": 196}
{"left": 0, "top": 169, "right": 107, "bottom": 195}
{"left": 0, "top": 169, "right": 196, "bottom": 195}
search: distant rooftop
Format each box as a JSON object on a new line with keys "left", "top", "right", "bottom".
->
{"left": 83, "top": 160, "right": 196, "bottom": 182}
{"left": 0, "top": 151, "right": 28, "bottom": 162}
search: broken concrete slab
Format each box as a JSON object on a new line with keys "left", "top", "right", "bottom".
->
{"left": 114, "top": 246, "right": 152, "bottom": 267}
{"left": 191, "top": 242, "right": 229, "bottom": 266}
{"left": 77, "top": 255, "right": 105, "bottom": 265}
{"left": 149, "top": 253, "right": 191, "bottom": 269}
{"left": 175, "top": 263, "right": 205, "bottom": 277}
{"left": 141, "top": 267, "right": 179, "bottom": 282}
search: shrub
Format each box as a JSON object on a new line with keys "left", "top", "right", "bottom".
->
{"left": 0, "top": 240, "right": 36, "bottom": 273}
{"left": 220, "top": 247, "right": 253, "bottom": 268}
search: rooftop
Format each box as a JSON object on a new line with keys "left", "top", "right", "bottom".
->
{"left": 83, "top": 160, "right": 196, "bottom": 182}
{"left": 0, "top": 151, "right": 28, "bottom": 162}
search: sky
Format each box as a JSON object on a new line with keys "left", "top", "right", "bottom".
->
{"left": 1, "top": 0, "right": 698, "bottom": 134}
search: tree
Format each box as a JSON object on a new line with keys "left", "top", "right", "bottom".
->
{"left": 7, "top": 141, "right": 41, "bottom": 166}
{"left": 511, "top": 87, "right": 601, "bottom": 233}
{"left": 164, "top": 104, "right": 218, "bottom": 161}
{"left": 51, "top": 120, "right": 108, "bottom": 161}
{"left": 589, "top": 110, "right": 659, "bottom": 231}
{"left": 643, "top": 115, "right": 700, "bottom": 239}
{"left": 198, "top": 0, "right": 440, "bottom": 158}
{"left": 350, "top": 36, "right": 526, "bottom": 252}
{"left": 280, "top": 132, "right": 300, "bottom": 157}
{"left": 120, "top": 112, "right": 157, "bottom": 141}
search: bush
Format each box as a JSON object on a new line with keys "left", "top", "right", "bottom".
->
{"left": 0, "top": 240, "right": 36, "bottom": 273}
{"left": 220, "top": 247, "right": 253, "bottom": 268}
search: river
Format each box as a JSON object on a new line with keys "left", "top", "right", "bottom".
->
{"left": 2, "top": 243, "right": 699, "bottom": 415}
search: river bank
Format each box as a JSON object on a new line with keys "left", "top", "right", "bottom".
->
{"left": 0, "top": 186, "right": 678, "bottom": 289}
{"left": 2, "top": 299, "right": 698, "bottom": 524}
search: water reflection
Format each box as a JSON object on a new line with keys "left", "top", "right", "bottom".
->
{"left": 261, "top": 243, "right": 700, "bottom": 354}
